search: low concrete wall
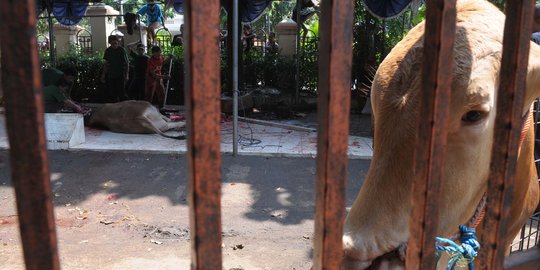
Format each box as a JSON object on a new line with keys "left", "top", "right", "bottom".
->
{"left": 44, "top": 113, "right": 86, "bottom": 149}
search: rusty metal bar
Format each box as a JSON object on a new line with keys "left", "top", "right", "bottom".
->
{"left": 504, "top": 247, "right": 540, "bottom": 270}
{"left": 184, "top": 0, "right": 223, "bottom": 269}
{"left": 479, "top": 1, "right": 535, "bottom": 269}
{"left": 0, "top": 1, "right": 60, "bottom": 270}
{"left": 405, "top": 0, "right": 457, "bottom": 269}
{"left": 312, "top": 0, "right": 354, "bottom": 269}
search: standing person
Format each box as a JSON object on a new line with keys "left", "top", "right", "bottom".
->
{"left": 264, "top": 32, "right": 280, "bottom": 54}
{"left": 137, "top": 0, "right": 165, "bottom": 45}
{"left": 101, "top": 35, "right": 129, "bottom": 102}
{"left": 241, "top": 24, "right": 255, "bottom": 53}
{"left": 171, "top": 24, "right": 184, "bottom": 47}
{"left": 145, "top": 45, "right": 172, "bottom": 108}
{"left": 127, "top": 44, "right": 149, "bottom": 100}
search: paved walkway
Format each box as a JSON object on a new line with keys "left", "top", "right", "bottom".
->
{"left": 0, "top": 115, "right": 373, "bottom": 159}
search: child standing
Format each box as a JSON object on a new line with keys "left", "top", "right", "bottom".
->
{"left": 127, "top": 44, "right": 149, "bottom": 100}
{"left": 101, "top": 35, "right": 129, "bottom": 102}
{"left": 145, "top": 46, "right": 172, "bottom": 107}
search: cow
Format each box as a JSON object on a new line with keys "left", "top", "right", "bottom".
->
{"left": 342, "top": 0, "right": 540, "bottom": 269}
{"left": 87, "top": 100, "right": 186, "bottom": 139}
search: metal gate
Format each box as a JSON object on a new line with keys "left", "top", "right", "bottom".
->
{"left": 0, "top": 0, "right": 539, "bottom": 269}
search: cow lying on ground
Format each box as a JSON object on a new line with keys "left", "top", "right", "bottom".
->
{"left": 87, "top": 100, "right": 186, "bottom": 139}
{"left": 342, "top": 0, "right": 540, "bottom": 269}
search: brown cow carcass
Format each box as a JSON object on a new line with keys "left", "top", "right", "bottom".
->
{"left": 342, "top": 0, "right": 540, "bottom": 269}
{"left": 88, "top": 100, "right": 185, "bottom": 139}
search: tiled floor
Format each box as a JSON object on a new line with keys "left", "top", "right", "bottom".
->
{"left": 0, "top": 115, "right": 373, "bottom": 159}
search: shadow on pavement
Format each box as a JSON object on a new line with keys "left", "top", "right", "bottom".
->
{"left": 0, "top": 150, "right": 370, "bottom": 226}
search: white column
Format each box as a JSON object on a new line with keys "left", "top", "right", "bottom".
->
{"left": 87, "top": 4, "right": 120, "bottom": 52}
{"left": 53, "top": 23, "right": 83, "bottom": 55}
{"left": 274, "top": 19, "right": 298, "bottom": 57}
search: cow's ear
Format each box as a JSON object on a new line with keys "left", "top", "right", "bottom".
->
{"left": 525, "top": 42, "right": 540, "bottom": 111}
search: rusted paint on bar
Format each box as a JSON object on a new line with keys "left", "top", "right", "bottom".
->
{"left": 503, "top": 247, "right": 540, "bottom": 270}
{"left": 405, "top": 1, "right": 456, "bottom": 269}
{"left": 313, "top": 0, "right": 354, "bottom": 269}
{"left": 479, "top": 1, "right": 535, "bottom": 270}
{"left": 0, "top": 1, "right": 60, "bottom": 270}
{"left": 184, "top": 0, "right": 223, "bottom": 269}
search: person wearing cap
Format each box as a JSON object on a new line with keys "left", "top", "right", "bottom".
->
{"left": 127, "top": 43, "right": 149, "bottom": 100}
{"left": 137, "top": 0, "right": 166, "bottom": 45}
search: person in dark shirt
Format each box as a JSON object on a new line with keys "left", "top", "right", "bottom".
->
{"left": 101, "top": 35, "right": 129, "bottom": 102}
{"left": 127, "top": 43, "right": 149, "bottom": 100}
{"left": 171, "top": 24, "right": 185, "bottom": 47}
{"left": 241, "top": 24, "right": 255, "bottom": 53}
{"left": 43, "top": 74, "right": 89, "bottom": 114}
{"left": 265, "top": 32, "right": 280, "bottom": 55}
{"left": 42, "top": 67, "right": 77, "bottom": 96}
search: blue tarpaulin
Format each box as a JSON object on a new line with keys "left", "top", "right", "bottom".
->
{"left": 364, "top": 0, "right": 420, "bottom": 19}
{"left": 240, "top": 0, "right": 272, "bottom": 24}
{"left": 52, "top": 0, "right": 88, "bottom": 26}
{"left": 172, "top": 0, "right": 184, "bottom": 14}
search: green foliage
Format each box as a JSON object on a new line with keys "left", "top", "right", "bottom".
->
{"left": 240, "top": 49, "right": 298, "bottom": 94}
{"left": 40, "top": 47, "right": 105, "bottom": 102}
{"left": 351, "top": 0, "right": 424, "bottom": 94}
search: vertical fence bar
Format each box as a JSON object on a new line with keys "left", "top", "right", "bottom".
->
{"left": 0, "top": 1, "right": 60, "bottom": 270}
{"left": 312, "top": 0, "right": 354, "bottom": 269}
{"left": 480, "top": 1, "right": 535, "bottom": 269}
{"left": 184, "top": 0, "right": 223, "bottom": 269}
{"left": 405, "top": 1, "right": 456, "bottom": 269}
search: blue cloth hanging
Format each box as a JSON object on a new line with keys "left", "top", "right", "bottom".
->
{"left": 52, "top": 0, "right": 88, "bottom": 26}
{"left": 364, "top": 0, "right": 414, "bottom": 19}
{"left": 172, "top": 0, "right": 184, "bottom": 14}
{"left": 240, "top": 0, "right": 272, "bottom": 24}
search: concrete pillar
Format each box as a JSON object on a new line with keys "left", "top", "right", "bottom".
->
{"left": 86, "top": 4, "right": 120, "bottom": 53}
{"left": 117, "top": 24, "right": 148, "bottom": 49}
{"left": 274, "top": 19, "right": 298, "bottom": 57}
{"left": 53, "top": 23, "right": 83, "bottom": 55}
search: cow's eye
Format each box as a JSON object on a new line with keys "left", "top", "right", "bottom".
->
{"left": 462, "top": 110, "right": 486, "bottom": 124}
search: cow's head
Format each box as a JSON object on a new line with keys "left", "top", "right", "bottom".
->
{"left": 342, "top": 1, "right": 540, "bottom": 269}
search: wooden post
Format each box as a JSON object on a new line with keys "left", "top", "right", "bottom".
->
{"left": 184, "top": 0, "right": 223, "bottom": 269}
{"left": 313, "top": 0, "right": 354, "bottom": 269}
{"left": 0, "top": 0, "right": 60, "bottom": 269}
{"left": 406, "top": 1, "right": 457, "bottom": 269}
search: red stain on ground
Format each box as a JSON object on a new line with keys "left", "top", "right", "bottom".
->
{"left": 0, "top": 215, "right": 17, "bottom": 226}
